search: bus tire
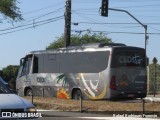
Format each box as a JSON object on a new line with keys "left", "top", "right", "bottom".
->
{"left": 25, "top": 88, "right": 32, "bottom": 96}
{"left": 73, "top": 89, "right": 82, "bottom": 100}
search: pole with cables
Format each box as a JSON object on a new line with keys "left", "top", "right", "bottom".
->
{"left": 64, "top": 0, "right": 71, "bottom": 47}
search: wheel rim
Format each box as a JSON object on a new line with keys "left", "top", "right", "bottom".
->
{"left": 74, "top": 90, "right": 82, "bottom": 100}
{"left": 26, "top": 89, "right": 32, "bottom": 96}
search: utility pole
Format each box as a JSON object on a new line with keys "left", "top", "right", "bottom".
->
{"left": 64, "top": 0, "right": 71, "bottom": 47}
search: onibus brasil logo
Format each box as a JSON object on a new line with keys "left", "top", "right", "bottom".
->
{"left": 2, "top": 112, "right": 42, "bottom": 118}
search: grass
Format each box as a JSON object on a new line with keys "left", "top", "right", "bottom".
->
{"left": 23, "top": 96, "right": 160, "bottom": 113}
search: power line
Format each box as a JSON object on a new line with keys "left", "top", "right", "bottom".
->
{"left": 149, "top": 26, "right": 160, "bottom": 31}
{"left": 25, "top": 7, "right": 65, "bottom": 22}
{"left": 0, "top": 16, "right": 64, "bottom": 32}
{"left": 0, "top": 16, "right": 64, "bottom": 36}
{"left": 0, "top": 6, "right": 65, "bottom": 25}
{"left": 72, "top": 21, "right": 160, "bottom": 31}
{"left": 114, "top": 4, "right": 160, "bottom": 9}
{"left": 73, "top": 22, "right": 160, "bottom": 25}
{"left": 23, "top": 1, "right": 65, "bottom": 15}
{"left": 1, "top": 1, "right": 160, "bottom": 36}
{"left": 72, "top": 29, "right": 160, "bottom": 35}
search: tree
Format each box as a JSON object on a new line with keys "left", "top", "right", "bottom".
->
{"left": 0, "top": 0, "right": 22, "bottom": 21}
{"left": 2, "top": 65, "right": 19, "bottom": 90}
{"left": 46, "top": 32, "right": 112, "bottom": 49}
{"left": 148, "top": 57, "right": 160, "bottom": 94}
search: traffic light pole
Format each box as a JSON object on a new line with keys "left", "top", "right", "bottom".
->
{"left": 64, "top": 0, "right": 71, "bottom": 47}
{"left": 108, "top": 8, "right": 148, "bottom": 55}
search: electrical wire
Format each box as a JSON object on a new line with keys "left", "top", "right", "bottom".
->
{"left": 0, "top": 16, "right": 64, "bottom": 32}
{"left": 72, "top": 29, "right": 160, "bottom": 35}
{"left": 75, "top": 22, "right": 160, "bottom": 25}
{"left": 23, "top": 1, "right": 64, "bottom": 15}
{"left": 0, "top": 16, "right": 64, "bottom": 36}
{"left": 1, "top": 0, "right": 160, "bottom": 36}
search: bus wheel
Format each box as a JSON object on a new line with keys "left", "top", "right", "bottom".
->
{"left": 73, "top": 89, "right": 82, "bottom": 100}
{"left": 25, "top": 88, "right": 32, "bottom": 96}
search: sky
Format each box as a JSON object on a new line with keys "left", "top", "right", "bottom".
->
{"left": 0, "top": 0, "right": 160, "bottom": 69}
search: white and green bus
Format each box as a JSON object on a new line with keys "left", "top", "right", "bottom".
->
{"left": 16, "top": 43, "right": 147, "bottom": 100}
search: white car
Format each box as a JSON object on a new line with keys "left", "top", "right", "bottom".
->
{"left": 0, "top": 81, "right": 37, "bottom": 119}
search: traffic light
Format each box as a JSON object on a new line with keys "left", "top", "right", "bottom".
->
{"left": 101, "top": 0, "right": 108, "bottom": 17}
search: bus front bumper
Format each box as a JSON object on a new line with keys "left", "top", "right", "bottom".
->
{"left": 110, "top": 90, "right": 147, "bottom": 99}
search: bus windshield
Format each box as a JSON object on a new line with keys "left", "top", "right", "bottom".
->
{"left": 111, "top": 47, "right": 146, "bottom": 68}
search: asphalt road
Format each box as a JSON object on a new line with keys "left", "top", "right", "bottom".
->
{"left": 37, "top": 110, "right": 112, "bottom": 120}
{"left": 39, "top": 117, "right": 159, "bottom": 120}
{"left": 39, "top": 117, "right": 106, "bottom": 120}
{"left": 37, "top": 110, "right": 159, "bottom": 120}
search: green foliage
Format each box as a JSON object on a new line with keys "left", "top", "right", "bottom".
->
{"left": 0, "top": 0, "right": 23, "bottom": 21}
{"left": 46, "top": 32, "right": 112, "bottom": 49}
{"left": 148, "top": 62, "right": 160, "bottom": 93}
{"left": 1, "top": 65, "right": 19, "bottom": 90}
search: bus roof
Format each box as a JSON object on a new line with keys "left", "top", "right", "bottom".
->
{"left": 28, "top": 43, "right": 144, "bottom": 55}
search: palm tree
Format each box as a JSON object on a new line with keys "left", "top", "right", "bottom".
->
{"left": 56, "top": 74, "right": 69, "bottom": 87}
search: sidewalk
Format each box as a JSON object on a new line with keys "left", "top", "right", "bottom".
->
{"left": 144, "top": 97, "right": 160, "bottom": 102}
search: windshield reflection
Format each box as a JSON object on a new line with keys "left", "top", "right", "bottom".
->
{"left": 0, "top": 81, "right": 10, "bottom": 94}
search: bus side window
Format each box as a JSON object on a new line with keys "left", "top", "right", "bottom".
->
{"left": 33, "top": 56, "right": 38, "bottom": 73}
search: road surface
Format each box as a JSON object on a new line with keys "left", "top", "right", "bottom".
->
{"left": 37, "top": 110, "right": 159, "bottom": 120}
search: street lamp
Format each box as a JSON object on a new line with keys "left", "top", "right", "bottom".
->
{"left": 109, "top": 8, "right": 148, "bottom": 56}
